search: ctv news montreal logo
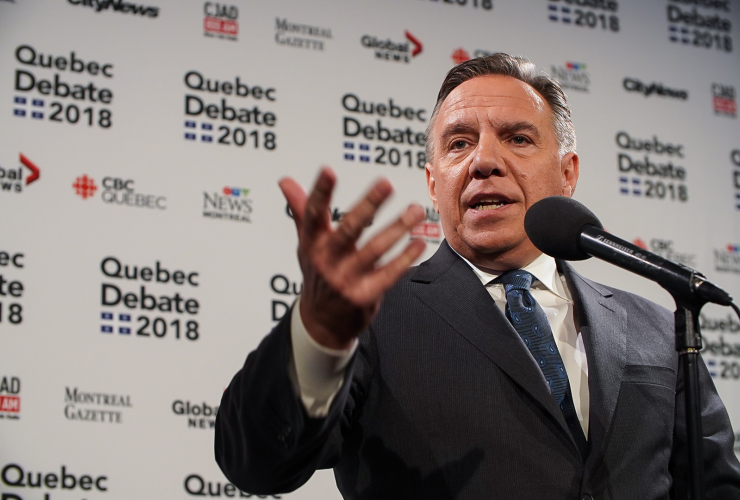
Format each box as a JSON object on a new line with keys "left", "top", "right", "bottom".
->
{"left": 203, "top": 186, "right": 253, "bottom": 223}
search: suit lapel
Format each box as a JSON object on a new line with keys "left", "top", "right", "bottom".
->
{"left": 410, "top": 242, "right": 579, "bottom": 455}
{"left": 559, "top": 262, "right": 627, "bottom": 470}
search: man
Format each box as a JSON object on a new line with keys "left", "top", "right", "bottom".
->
{"left": 215, "top": 54, "right": 740, "bottom": 499}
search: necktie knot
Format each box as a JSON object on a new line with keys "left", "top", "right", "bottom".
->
{"left": 495, "top": 270, "right": 534, "bottom": 294}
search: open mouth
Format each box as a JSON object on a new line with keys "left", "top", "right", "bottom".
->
{"left": 472, "top": 200, "right": 508, "bottom": 211}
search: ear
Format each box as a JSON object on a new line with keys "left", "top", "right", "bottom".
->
{"left": 560, "top": 152, "right": 579, "bottom": 197}
{"left": 425, "top": 163, "right": 439, "bottom": 212}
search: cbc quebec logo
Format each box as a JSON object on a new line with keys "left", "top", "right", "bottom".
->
{"left": 451, "top": 47, "right": 495, "bottom": 65}
{"left": 12, "top": 44, "right": 114, "bottom": 129}
{"left": 203, "top": 2, "right": 238, "bottom": 41}
{"left": 72, "top": 175, "right": 166, "bottom": 209}
{"left": 341, "top": 93, "right": 427, "bottom": 169}
{"left": 632, "top": 237, "right": 696, "bottom": 267}
{"left": 614, "top": 130, "right": 688, "bottom": 202}
{"left": 203, "top": 186, "right": 253, "bottom": 223}
{"left": 64, "top": 387, "right": 132, "bottom": 424}
{"left": 275, "top": 17, "right": 332, "bottom": 51}
{"left": 0, "top": 154, "right": 39, "bottom": 194}
{"left": 183, "top": 70, "right": 277, "bottom": 150}
{"left": 360, "top": 30, "right": 422, "bottom": 63}
{"left": 0, "top": 376, "right": 21, "bottom": 420}
{"left": 99, "top": 256, "right": 202, "bottom": 342}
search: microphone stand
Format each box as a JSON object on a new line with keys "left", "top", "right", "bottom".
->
{"left": 672, "top": 292, "right": 706, "bottom": 500}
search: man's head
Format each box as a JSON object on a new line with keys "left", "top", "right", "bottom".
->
{"left": 425, "top": 53, "right": 579, "bottom": 271}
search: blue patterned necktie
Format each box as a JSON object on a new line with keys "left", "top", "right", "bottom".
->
{"left": 495, "top": 270, "right": 588, "bottom": 455}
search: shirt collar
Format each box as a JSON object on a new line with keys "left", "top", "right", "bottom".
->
{"left": 451, "top": 247, "right": 571, "bottom": 301}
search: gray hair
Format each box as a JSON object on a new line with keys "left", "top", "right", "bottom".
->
{"left": 425, "top": 53, "right": 576, "bottom": 163}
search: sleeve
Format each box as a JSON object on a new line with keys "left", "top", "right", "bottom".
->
{"left": 214, "top": 302, "right": 360, "bottom": 495}
{"left": 290, "top": 297, "right": 357, "bottom": 417}
{"left": 669, "top": 354, "right": 740, "bottom": 500}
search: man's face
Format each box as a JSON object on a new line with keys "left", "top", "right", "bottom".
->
{"left": 426, "top": 75, "right": 579, "bottom": 271}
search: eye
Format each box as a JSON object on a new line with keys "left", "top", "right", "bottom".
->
{"left": 510, "top": 135, "right": 530, "bottom": 145}
{"left": 451, "top": 139, "right": 468, "bottom": 150}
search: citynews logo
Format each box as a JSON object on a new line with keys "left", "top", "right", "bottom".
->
{"left": 67, "top": 0, "right": 159, "bottom": 18}
{"left": 550, "top": 61, "right": 590, "bottom": 93}
{"left": 172, "top": 400, "right": 218, "bottom": 429}
{"left": 275, "top": 17, "right": 332, "bottom": 51}
{"left": 623, "top": 77, "right": 688, "bottom": 100}
{"left": 632, "top": 237, "right": 696, "bottom": 266}
{"left": 451, "top": 47, "right": 494, "bottom": 65}
{"left": 204, "top": 2, "right": 238, "bottom": 40}
{"left": 1, "top": 463, "right": 108, "bottom": 497}
{"left": 0, "top": 376, "right": 20, "bottom": 419}
{"left": 203, "top": 186, "right": 253, "bottom": 223}
{"left": 411, "top": 207, "right": 441, "bottom": 244}
{"left": 0, "top": 154, "right": 40, "bottom": 194}
{"left": 72, "top": 175, "right": 166, "bottom": 209}
{"left": 714, "top": 244, "right": 740, "bottom": 274}
{"left": 361, "top": 31, "right": 422, "bottom": 63}
{"left": 712, "top": 83, "right": 736, "bottom": 117}
{"left": 64, "top": 386, "right": 132, "bottom": 424}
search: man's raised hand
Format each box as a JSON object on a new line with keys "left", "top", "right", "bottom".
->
{"left": 279, "top": 167, "right": 426, "bottom": 350}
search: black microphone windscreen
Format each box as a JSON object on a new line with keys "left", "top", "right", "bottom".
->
{"left": 524, "top": 196, "right": 603, "bottom": 261}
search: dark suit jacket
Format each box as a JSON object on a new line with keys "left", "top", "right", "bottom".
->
{"left": 216, "top": 241, "right": 740, "bottom": 499}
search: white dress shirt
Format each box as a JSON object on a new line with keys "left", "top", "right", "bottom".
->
{"left": 289, "top": 252, "right": 590, "bottom": 437}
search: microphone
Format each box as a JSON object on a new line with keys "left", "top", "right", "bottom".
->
{"left": 524, "top": 196, "right": 733, "bottom": 306}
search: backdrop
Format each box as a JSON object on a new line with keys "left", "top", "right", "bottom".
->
{"left": 1, "top": 0, "right": 739, "bottom": 498}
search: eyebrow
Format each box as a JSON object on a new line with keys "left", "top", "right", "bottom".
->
{"left": 439, "top": 120, "right": 542, "bottom": 144}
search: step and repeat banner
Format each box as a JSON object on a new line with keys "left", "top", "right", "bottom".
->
{"left": 1, "top": 0, "right": 739, "bottom": 498}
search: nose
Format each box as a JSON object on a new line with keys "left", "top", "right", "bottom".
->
{"left": 468, "top": 136, "right": 507, "bottom": 180}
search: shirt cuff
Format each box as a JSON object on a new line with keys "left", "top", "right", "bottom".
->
{"left": 290, "top": 297, "right": 358, "bottom": 417}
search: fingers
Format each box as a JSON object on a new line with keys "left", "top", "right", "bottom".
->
{"left": 333, "top": 178, "right": 393, "bottom": 249}
{"left": 278, "top": 177, "right": 307, "bottom": 231}
{"left": 303, "top": 167, "right": 336, "bottom": 238}
{"left": 358, "top": 238, "right": 427, "bottom": 299}
{"left": 353, "top": 204, "right": 425, "bottom": 270}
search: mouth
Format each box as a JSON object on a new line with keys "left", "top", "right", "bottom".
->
{"left": 467, "top": 194, "right": 513, "bottom": 212}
